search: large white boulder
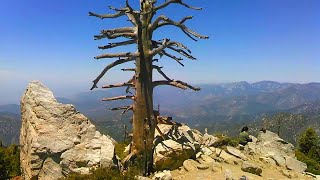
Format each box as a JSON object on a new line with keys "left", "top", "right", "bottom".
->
{"left": 20, "top": 81, "right": 116, "bottom": 180}
{"left": 256, "top": 131, "right": 294, "bottom": 158}
{"left": 153, "top": 140, "right": 195, "bottom": 170}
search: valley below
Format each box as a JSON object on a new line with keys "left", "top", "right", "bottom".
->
{"left": 1, "top": 81, "right": 320, "bottom": 145}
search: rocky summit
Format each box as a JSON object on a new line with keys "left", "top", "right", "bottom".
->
{"left": 150, "top": 129, "right": 312, "bottom": 180}
{"left": 18, "top": 81, "right": 317, "bottom": 180}
{"left": 20, "top": 81, "right": 117, "bottom": 180}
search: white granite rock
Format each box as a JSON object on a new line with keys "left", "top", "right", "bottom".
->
{"left": 20, "top": 81, "right": 116, "bottom": 180}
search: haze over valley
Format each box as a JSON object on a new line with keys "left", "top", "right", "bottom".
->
{"left": 1, "top": 80, "right": 320, "bottom": 145}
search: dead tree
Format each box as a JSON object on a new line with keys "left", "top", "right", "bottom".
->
{"left": 89, "top": 0, "right": 208, "bottom": 175}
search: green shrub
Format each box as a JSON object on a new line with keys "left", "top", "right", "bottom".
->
{"left": 0, "top": 144, "right": 21, "bottom": 179}
{"left": 63, "top": 166, "right": 139, "bottom": 180}
{"left": 296, "top": 150, "right": 320, "bottom": 175}
{"left": 114, "top": 142, "right": 129, "bottom": 161}
{"left": 296, "top": 128, "right": 320, "bottom": 175}
{"left": 213, "top": 133, "right": 239, "bottom": 147}
{"left": 298, "top": 128, "right": 319, "bottom": 154}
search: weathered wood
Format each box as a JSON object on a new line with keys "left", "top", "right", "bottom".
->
{"left": 89, "top": 0, "right": 207, "bottom": 175}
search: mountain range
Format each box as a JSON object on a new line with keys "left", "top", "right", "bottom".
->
{"left": 1, "top": 81, "right": 320, "bottom": 145}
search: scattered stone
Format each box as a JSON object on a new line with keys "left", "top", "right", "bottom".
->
{"left": 202, "top": 132, "right": 219, "bottom": 147}
{"left": 212, "top": 162, "right": 222, "bottom": 172}
{"left": 219, "top": 150, "right": 242, "bottom": 165}
{"left": 226, "top": 146, "right": 248, "bottom": 160}
{"left": 154, "top": 140, "right": 195, "bottom": 170}
{"left": 280, "top": 169, "right": 293, "bottom": 178}
{"left": 239, "top": 175, "right": 249, "bottom": 180}
{"left": 196, "top": 163, "right": 209, "bottom": 170}
{"left": 285, "top": 156, "right": 307, "bottom": 173}
{"left": 152, "top": 170, "right": 172, "bottom": 180}
{"left": 20, "top": 81, "right": 116, "bottom": 180}
{"left": 182, "top": 159, "right": 199, "bottom": 172}
{"left": 155, "top": 124, "right": 202, "bottom": 145}
{"left": 241, "top": 161, "right": 262, "bottom": 176}
{"left": 195, "top": 151, "right": 202, "bottom": 159}
{"left": 215, "top": 148, "right": 223, "bottom": 156}
{"left": 269, "top": 154, "right": 286, "bottom": 167}
{"left": 201, "top": 146, "right": 214, "bottom": 156}
{"left": 209, "top": 147, "right": 216, "bottom": 153}
{"left": 136, "top": 176, "right": 152, "bottom": 180}
{"left": 224, "top": 169, "right": 235, "bottom": 180}
{"left": 199, "top": 154, "right": 214, "bottom": 165}
{"left": 244, "top": 142, "right": 256, "bottom": 155}
{"left": 259, "top": 156, "right": 277, "bottom": 166}
{"left": 249, "top": 135, "right": 257, "bottom": 143}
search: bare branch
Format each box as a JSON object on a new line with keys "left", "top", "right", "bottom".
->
{"left": 94, "top": 33, "right": 136, "bottom": 40}
{"left": 94, "top": 27, "right": 136, "bottom": 40}
{"left": 153, "top": 80, "right": 200, "bottom": 91}
{"left": 162, "top": 50, "right": 184, "bottom": 66}
{"left": 150, "top": 38, "right": 170, "bottom": 56}
{"left": 151, "top": 15, "right": 192, "bottom": 30}
{"left": 152, "top": 65, "right": 172, "bottom": 81}
{"left": 152, "top": 15, "right": 208, "bottom": 41}
{"left": 94, "top": 52, "right": 138, "bottom": 59}
{"left": 88, "top": 11, "right": 125, "bottom": 19}
{"left": 121, "top": 68, "right": 136, "bottom": 71}
{"left": 110, "top": 106, "right": 132, "bottom": 111}
{"left": 175, "top": 80, "right": 201, "bottom": 91}
{"left": 110, "top": 105, "right": 133, "bottom": 115}
{"left": 89, "top": 1, "right": 139, "bottom": 27}
{"left": 153, "top": 80, "right": 187, "bottom": 90}
{"left": 121, "top": 105, "right": 133, "bottom": 115}
{"left": 102, "top": 95, "right": 134, "bottom": 101}
{"left": 153, "top": 40, "right": 191, "bottom": 53}
{"left": 167, "top": 46, "right": 196, "bottom": 60}
{"left": 91, "top": 57, "right": 134, "bottom": 90}
{"left": 154, "top": 0, "right": 202, "bottom": 11}
{"left": 98, "top": 40, "right": 136, "bottom": 49}
{"left": 102, "top": 82, "right": 134, "bottom": 89}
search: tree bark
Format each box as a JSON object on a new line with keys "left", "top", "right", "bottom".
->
{"left": 130, "top": 0, "right": 156, "bottom": 175}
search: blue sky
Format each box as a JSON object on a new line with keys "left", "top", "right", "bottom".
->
{"left": 0, "top": 0, "right": 319, "bottom": 104}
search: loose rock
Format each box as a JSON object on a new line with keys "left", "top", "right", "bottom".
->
{"left": 183, "top": 159, "right": 199, "bottom": 172}
{"left": 226, "top": 146, "right": 248, "bottom": 160}
{"left": 152, "top": 170, "right": 173, "bottom": 180}
{"left": 241, "top": 161, "right": 262, "bottom": 176}
{"left": 285, "top": 156, "right": 307, "bottom": 173}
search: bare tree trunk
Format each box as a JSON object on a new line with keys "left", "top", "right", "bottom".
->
{"left": 130, "top": 0, "right": 156, "bottom": 175}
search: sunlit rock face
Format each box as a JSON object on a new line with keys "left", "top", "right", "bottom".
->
{"left": 20, "top": 81, "right": 116, "bottom": 180}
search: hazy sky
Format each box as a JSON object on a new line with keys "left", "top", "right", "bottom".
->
{"left": 0, "top": 0, "right": 319, "bottom": 104}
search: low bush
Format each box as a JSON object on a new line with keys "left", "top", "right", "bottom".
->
{"left": 296, "top": 150, "right": 320, "bottom": 175}
{"left": 213, "top": 133, "right": 240, "bottom": 147}
{"left": 296, "top": 128, "right": 320, "bottom": 175}
{"left": 0, "top": 143, "right": 20, "bottom": 179}
{"left": 64, "top": 166, "right": 139, "bottom": 180}
{"left": 114, "top": 142, "right": 129, "bottom": 161}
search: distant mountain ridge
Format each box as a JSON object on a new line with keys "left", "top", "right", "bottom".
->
{"left": 1, "top": 81, "right": 320, "bottom": 144}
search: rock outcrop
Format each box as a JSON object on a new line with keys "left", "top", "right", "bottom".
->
{"left": 20, "top": 81, "right": 116, "bottom": 180}
{"left": 153, "top": 124, "right": 201, "bottom": 170}
{"left": 253, "top": 131, "right": 307, "bottom": 172}
{"left": 163, "top": 130, "right": 312, "bottom": 180}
